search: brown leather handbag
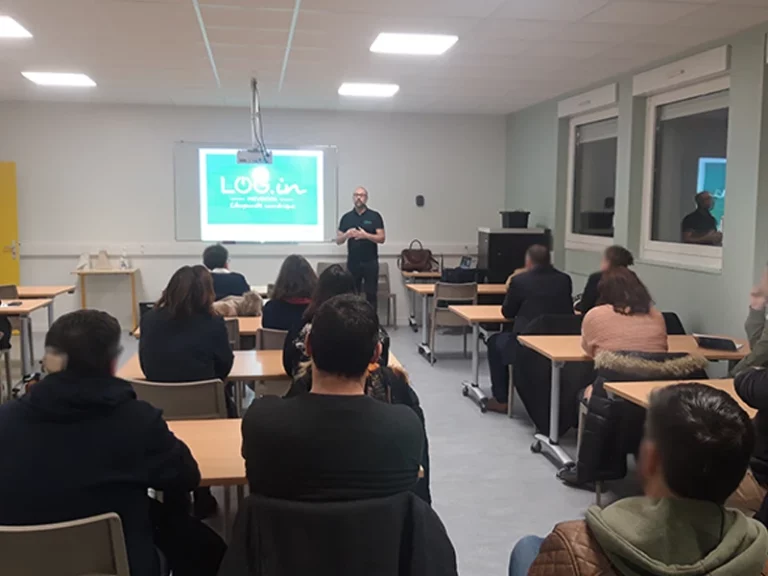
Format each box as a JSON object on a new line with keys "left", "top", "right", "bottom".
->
{"left": 398, "top": 239, "right": 437, "bottom": 272}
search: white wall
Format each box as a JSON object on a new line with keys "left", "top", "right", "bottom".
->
{"left": 0, "top": 102, "right": 506, "bottom": 330}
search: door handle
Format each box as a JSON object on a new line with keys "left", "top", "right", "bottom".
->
{"left": 2, "top": 240, "right": 17, "bottom": 260}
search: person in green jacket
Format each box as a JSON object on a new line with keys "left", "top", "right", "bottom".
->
{"left": 732, "top": 265, "right": 768, "bottom": 376}
{"left": 510, "top": 383, "right": 768, "bottom": 576}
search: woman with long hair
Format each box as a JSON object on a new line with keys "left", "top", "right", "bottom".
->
{"left": 140, "top": 264, "right": 234, "bottom": 385}
{"left": 577, "top": 245, "right": 634, "bottom": 313}
{"left": 581, "top": 266, "right": 668, "bottom": 357}
{"left": 262, "top": 255, "right": 317, "bottom": 331}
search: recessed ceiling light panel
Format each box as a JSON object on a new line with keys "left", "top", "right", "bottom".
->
{"left": 370, "top": 33, "right": 458, "bottom": 56}
{"left": 0, "top": 16, "right": 32, "bottom": 38}
{"left": 338, "top": 83, "right": 400, "bottom": 98}
{"left": 22, "top": 72, "right": 97, "bottom": 87}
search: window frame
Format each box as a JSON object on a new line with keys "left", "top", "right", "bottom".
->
{"left": 639, "top": 76, "right": 730, "bottom": 272}
{"left": 565, "top": 107, "right": 619, "bottom": 252}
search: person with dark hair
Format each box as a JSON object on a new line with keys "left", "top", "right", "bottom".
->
{"left": 0, "top": 310, "right": 226, "bottom": 576}
{"left": 485, "top": 244, "right": 573, "bottom": 413}
{"left": 682, "top": 191, "right": 722, "bottom": 245}
{"left": 242, "top": 294, "right": 424, "bottom": 501}
{"left": 262, "top": 255, "right": 317, "bottom": 331}
{"left": 140, "top": 265, "right": 233, "bottom": 384}
{"left": 581, "top": 267, "right": 668, "bottom": 358}
{"left": 512, "top": 383, "right": 768, "bottom": 576}
{"left": 577, "top": 245, "right": 634, "bottom": 314}
{"left": 202, "top": 243, "right": 251, "bottom": 301}
{"left": 337, "top": 187, "right": 385, "bottom": 308}
{"left": 282, "top": 263, "right": 358, "bottom": 377}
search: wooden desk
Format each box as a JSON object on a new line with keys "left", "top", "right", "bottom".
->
{"left": 516, "top": 334, "right": 750, "bottom": 469}
{"left": 75, "top": 269, "right": 139, "bottom": 331}
{"left": 119, "top": 348, "right": 403, "bottom": 382}
{"left": 168, "top": 419, "right": 244, "bottom": 487}
{"left": 448, "top": 305, "right": 513, "bottom": 397}
{"left": 405, "top": 284, "right": 507, "bottom": 361}
{"left": 133, "top": 316, "right": 263, "bottom": 339}
{"left": 604, "top": 378, "right": 755, "bottom": 419}
{"left": 0, "top": 299, "right": 52, "bottom": 378}
{"left": 401, "top": 271, "right": 441, "bottom": 280}
{"left": 117, "top": 349, "right": 289, "bottom": 382}
{"left": 17, "top": 285, "right": 77, "bottom": 327}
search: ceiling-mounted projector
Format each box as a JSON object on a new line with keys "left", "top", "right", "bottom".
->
{"left": 238, "top": 77, "right": 272, "bottom": 164}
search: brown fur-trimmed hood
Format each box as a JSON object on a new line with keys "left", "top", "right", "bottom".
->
{"left": 594, "top": 351, "right": 709, "bottom": 379}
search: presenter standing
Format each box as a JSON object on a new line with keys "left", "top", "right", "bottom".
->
{"left": 337, "top": 187, "right": 385, "bottom": 309}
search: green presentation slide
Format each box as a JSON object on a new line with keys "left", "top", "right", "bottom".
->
{"left": 201, "top": 149, "right": 322, "bottom": 227}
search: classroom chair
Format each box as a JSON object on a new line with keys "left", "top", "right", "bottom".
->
{"left": 224, "top": 317, "right": 240, "bottom": 350}
{"left": 0, "top": 512, "right": 130, "bottom": 576}
{"left": 428, "top": 282, "right": 477, "bottom": 365}
{"left": 256, "top": 328, "right": 288, "bottom": 350}
{"left": 129, "top": 378, "right": 227, "bottom": 420}
{"left": 377, "top": 262, "right": 397, "bottom": 327}
{"left": 1, "top": 343, "right": 11, "bottom": 403}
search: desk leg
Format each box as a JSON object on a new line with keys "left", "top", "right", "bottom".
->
{"left": 532, "top": 361, "right": 573, "bottom": 468}
{"left": 19, "top": 316, "right": 30, "bottom": 377}
{"left": 130, "top": 273, "right": 138, "bottom": 332}
{"left": 461, "top": 322, "right": 488, "bottom": 412}
{"left": 417, "top": 294, "right": 433, "bottom": 362}
{"left": 47, "top": 301, "right": 54, "bottom": 329}
{"left": 223, "top": 486, "right": 232, "bottom": 540}
{"left": 79, "top": 275, "right": 87, "bottom": 309}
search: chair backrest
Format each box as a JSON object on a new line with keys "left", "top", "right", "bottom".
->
{"left": 662, "top": 311, "right": 686, "bottom": 335}
{"left": 316, "top": 261, "right": 343, "bottom": 276}
{"left": 377, "top": 262, "right": 391, "bottom": 296}
{"left": 225, "top": 317, "right": 240, "bottom": 350}
{"left": 433, "top": 282, "right": 478, "bottom": 306}
{"left": 0, "top": 284, "right": 19, "bottom": 300}
{"left": 0, "top": 512, "right": 130, "bottom": 576}
{"left": 256, "top": 328, "right": 288, "bottom": 350}
{"left": 130, "top": 379, "right": 227, "bottom": 420}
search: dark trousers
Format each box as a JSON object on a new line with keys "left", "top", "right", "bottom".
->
{"left": 487, "top": 332, "right": 517, "bottom": 402}
{"left": 348, "top": 259, "right": 379, "bottom": 310}
{"left": 150, "top": 497, "right": 226, "bottom": 576}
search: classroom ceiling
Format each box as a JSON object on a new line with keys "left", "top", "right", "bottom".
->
{"left": 0, "top": 0, "right": 767, "bottom": 114}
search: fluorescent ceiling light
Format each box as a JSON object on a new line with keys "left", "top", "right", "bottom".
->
{"left": 338, "top": 82, "right": 399, "bottom": 98}
{"left": 0, "top": 16, "right": 32, "bottom": 38}
{"left": 22, "top": 72, "right": 97, "bottom": 87}
{"left": 370, "top": 33, "right": 458, "bottom": 56}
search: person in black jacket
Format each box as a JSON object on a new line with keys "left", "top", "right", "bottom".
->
{"left": 576, "top": 245, "right": 634, "bottom": 314}
{"left": 0, "top": 310, "right": 225, "bottom": 576}
{"left": 203, "top": 243, "right": 251, "bottom": 301}
{"left": 486, "top": 245, "right": 573, "bottom": 413}
{"left": 732, "top": 366, "right": 768, "bottom": 515}
{"left": 245, "top": 294, "right": 424, "bottom": 502}
{"left": 262, "top": 254, "right": 317, "bottom": 331}
{"left": 139, "top": 265, "right": 234, "bottom": 517}
{"left": 140, "top": 265, "right": 234, "bottom": 384}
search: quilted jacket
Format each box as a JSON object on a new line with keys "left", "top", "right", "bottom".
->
{"left": 528, "top": 521, "right": 768, "bottom": 576}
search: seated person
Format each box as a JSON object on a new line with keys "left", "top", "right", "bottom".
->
{"left": 731, "top": 366, "right": 768, "bottom": 515}
{"left": 203, "top": 243, "right": 251, "bottom": 301}
{"left": 282, "top": 263, "right": 357, "bottom": 378}
{"left": 140, "top": 265, "right": 233, "bottom": 384}
{"left": 486, "top": 245, "right": 573, "bottom": 413}
{"left": 243, "top": 294, "right": 424, "bottom": 501}
{"left": 0, "top": 310, "right": 225, "bottom": 576}
{"left": 262, "top": 254, "right": 317, "bottom": 331}
{"left": 681, "top": 191, "right": 722, "bottom": 246}
{"left": 732, "top": 263, "right": 768, "bottom": 375}
{"left": 581, "top": 267, "right": 668, "bottom": 358}
{"left": 512, "top": 383, "right": 768, "bottom": 576}
{"left": 576, "top": 245, "right": 634, "bottom": 314}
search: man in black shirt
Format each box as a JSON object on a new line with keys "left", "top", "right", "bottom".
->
{"left": 202, "top": 243, "right": 251, "bottom": 301}
{"left": 681, "top": 191, "right": 722, "bottom": 246}
{"left": 242, "top": 294, "right": 424, "bottom": 501}
{"left": 337, "top": 187, "right": 385, "bottom": 308}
